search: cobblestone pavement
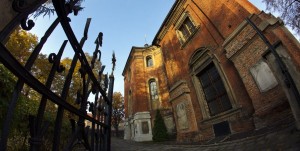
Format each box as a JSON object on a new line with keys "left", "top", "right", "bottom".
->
{"left": 111, "top": 125, "right": 300, "bottom": 151}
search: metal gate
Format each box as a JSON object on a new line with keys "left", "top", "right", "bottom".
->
{"left": 0, "top": 0, "right": 114, "bottom": 150}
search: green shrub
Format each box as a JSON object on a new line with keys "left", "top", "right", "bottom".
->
{"left": 152, "top": 110, "right": 168, "bottom": 142}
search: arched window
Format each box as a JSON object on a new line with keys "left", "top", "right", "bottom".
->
{"left": 146, "top": 56, "right": 153, "bottom": 67}
{"left": 149, "top": 79, "right": 158, "bottom": 101}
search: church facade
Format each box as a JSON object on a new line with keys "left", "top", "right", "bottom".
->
{"left": 123, "top": 0, "right": 300, "bottom": 142}
{"left": 122, "top": 45, "right": 174, "bottom": 141}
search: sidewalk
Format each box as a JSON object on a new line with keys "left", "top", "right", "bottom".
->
{"left": 111, "top": 125, "right": 300, "bottom": 151}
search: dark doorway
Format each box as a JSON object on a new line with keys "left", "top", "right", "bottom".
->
{"left": 213, "top": 121, "right": 231, "bottom": 137}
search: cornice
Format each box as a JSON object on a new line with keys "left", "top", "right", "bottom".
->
{"left": 122, "top": 45, "right": 158, "bottom": 76}
{"left": 152, "top": 0, "right": 187, "bottom": 45}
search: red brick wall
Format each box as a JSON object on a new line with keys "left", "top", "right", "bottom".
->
{"left": 224, "top": 13, "right": 298, "bottom": 128}
{"left": 154, "top": 0, "right": 263, "bottom": 142}
{"left": 123, "top": 46, "right": 171, "bottom": 118}
{"left": 124, "top": 0, "right": 299, "bottom": 143}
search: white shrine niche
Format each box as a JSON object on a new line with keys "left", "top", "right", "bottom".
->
{"left": 250, "top": 60, "right": 278, "bottom": 92}
{"left": 132, "top": 112, "right": 152, "bottom": 142}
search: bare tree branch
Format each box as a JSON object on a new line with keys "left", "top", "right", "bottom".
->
{"left": 263, "top": 0, "right": 300, "bottom": 36}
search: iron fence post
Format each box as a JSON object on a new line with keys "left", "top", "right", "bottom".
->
{"left": 105, "top": 75, "right": 114, "bottom": 151}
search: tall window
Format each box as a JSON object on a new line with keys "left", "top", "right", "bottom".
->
{"left": 128, "top": 90, "right": 132, "bottom": 115}
{"left": 149, "top": 79, "right": 159, "bottom": 101}
{"left": 146, "top": 56, "right": 153, "bottom": 67}
{"left": 178, "top": 17, "right": 196, "bottom": 43}
{"left": 197, "top": 63, "right": 232, "bottom": 116}
{"left": 128, "top": 68, "right": 131, "bottom": 82}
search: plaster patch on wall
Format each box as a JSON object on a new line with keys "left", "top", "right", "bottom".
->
{"left": 250, "top": 60, "right": 278, "bottom": 92}
{"left": 164, "top": 116, "right": 175, "bottom": 134}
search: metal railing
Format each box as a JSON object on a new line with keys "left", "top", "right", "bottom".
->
{"left": 0, "top": 0, "right": 114, "bottom": 150}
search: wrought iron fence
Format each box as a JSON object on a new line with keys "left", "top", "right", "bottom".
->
{"left": 0, "top": 0, "right": 115, "bottom": 150}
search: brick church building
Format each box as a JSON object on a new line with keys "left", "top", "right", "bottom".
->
{"left": 122, "top": 0, "right": 300, "bottom": 142}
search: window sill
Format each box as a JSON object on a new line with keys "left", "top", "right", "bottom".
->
{"left": 180, "top": 26, "right": 200, "bottom": 49}
{"left": 200, "top": 107, "right": 241, "bottom": 125}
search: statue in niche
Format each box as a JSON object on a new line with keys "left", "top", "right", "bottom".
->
{"left": 176, "top": 103, "right": 189, "bottom": 130}
{"left": 142, "top": 121, "right": 149, "bottom": 134}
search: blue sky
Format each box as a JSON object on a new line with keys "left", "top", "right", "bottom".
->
{"left": 29, "top": 0, "right": 268, "bottom": 96}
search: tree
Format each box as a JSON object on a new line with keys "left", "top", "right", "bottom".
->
{"left": 5, "top": 26, "right": 38, "bottom": 65}
{"left": 3, "top": 27, "right": 78, "bottom": 149}
{"left": 0, "top": 64, "right": 16, "bottom": 126}
{"left": 112, "top": 92, "right": 124, "bottom": 137}
{"left": 3, "top": 26, "right": 41, "bottom": 118}
{"left": 32, "top": 0, "right": 84, "bottom": 18}
{"left": 2, "top": 27, "right": 42, "bottom": 150}
{"left": 52, "top": 57, "right": 81, "bottom": 104}
{"left": 2, "top": 24, "right": 103, "bottom": 150}
{"left": 262, "top": 0, "right": 300, "bottom": 36}
{"left": 152, "top": 110, "right": 168, "bottom": 142}
{"left": 3, "top": 27, "right": 39, "bottom": 104}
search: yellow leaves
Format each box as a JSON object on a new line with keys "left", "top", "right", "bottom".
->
{"left": 5, "top": 26, "right": 38, "bottom": 65}
{"left": 112, "top": 92, "right": 124, "bottom": 108}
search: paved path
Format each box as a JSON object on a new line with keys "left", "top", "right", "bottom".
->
{"left": 111, "top": 125, "right": 300, "bottom": 151}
